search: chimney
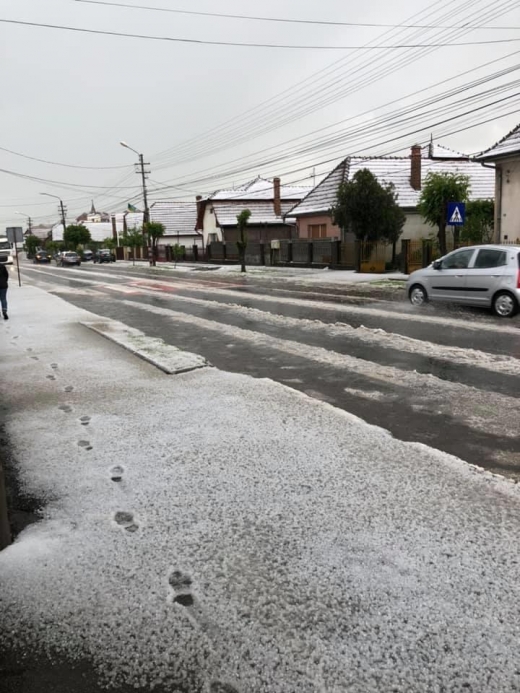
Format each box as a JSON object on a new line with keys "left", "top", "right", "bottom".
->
{"left": 273, "top": 177, "right": 281, "bottom": 217}
{"left": 195, "top": 195, "right": 203, "bottom": 230}
{"left": 410, "top": 144, "right": 422, "bottom": 191}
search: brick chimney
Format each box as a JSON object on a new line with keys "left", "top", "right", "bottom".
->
{"left": 273, "top": 177, "right": 281, "bottom": 217}
{"left": 410, "top": 144, "right": 422, "bottom": 191}
{"left": 195, "top": 195, "right": 203, "bottom": 231}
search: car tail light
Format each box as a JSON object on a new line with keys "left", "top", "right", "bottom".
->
{"left": 517, "top": 270, "right": 520, "bottom": 289}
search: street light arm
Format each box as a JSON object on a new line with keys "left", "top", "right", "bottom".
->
{"left": 40, "top": 192, "right": 63, "bottom": 202}
{"left": 120, "top": 141, "right": 141, "bottom": 156}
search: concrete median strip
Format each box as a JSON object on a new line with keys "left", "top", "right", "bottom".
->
{"left": 81, "top": 320, "right": 209, "bottom": 375}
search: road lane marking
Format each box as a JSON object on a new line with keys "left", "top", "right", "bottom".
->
{"left": 119, "top": 298, "right": 520, "bottom": 441}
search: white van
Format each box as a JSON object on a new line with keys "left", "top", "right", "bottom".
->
{"left": 0, "top": 237, "right": 14, "bottom": 265}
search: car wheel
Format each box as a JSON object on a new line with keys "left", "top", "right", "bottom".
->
{"left": 492, "top": 291, "right": 518, "bottom": 318}
{"left": 409, "top": 284, "right": 428, "bottom": 307}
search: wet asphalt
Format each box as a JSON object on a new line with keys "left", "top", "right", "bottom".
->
{"left": 18, "top": 261, "right": 520, "bottom": 479}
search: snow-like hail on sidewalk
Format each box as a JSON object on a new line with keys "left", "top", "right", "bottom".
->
{"left": 1, "top": 287, "right": 520, "bottom": 692}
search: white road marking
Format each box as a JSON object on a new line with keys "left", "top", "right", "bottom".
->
{"left": 119, "top": 298, "right": 520, "bottom": 440}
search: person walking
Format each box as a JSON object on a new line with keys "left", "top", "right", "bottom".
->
{"left": 0, "top": 263, "right": 9, "bottom": 320}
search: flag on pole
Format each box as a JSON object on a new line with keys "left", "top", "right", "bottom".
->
{"left": 127, "top": 203, "right": 140, "bottom": 213}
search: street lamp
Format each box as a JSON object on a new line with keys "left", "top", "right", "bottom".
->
{"left": 120, "top": 141, "right": 150, "bottom": 225}
{"left": 40, "top": 193, "right": 67, "bottom": 234}
{"left": 15, "top": 211, "right": 32, "bottom": 234}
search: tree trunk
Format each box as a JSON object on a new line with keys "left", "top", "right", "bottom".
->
{"left": 239, "top": 232, "right": 246, "bottom": 273}
{"left": 437, "top": 222, "right": 447, "bottom": 256}
{"left": 392, "top": 241, "right": 397, "bottom": 269}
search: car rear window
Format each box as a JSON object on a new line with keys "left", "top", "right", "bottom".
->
{"left": 474, "top": 249, "right": 507, "bottom": 268}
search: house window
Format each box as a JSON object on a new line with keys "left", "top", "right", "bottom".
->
{"left": 308, "top": 224, "right": 328, "bottom": 239}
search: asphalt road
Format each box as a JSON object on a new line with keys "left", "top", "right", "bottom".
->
{"left": 19, "top": 260, "right": 520, "bottom": 479}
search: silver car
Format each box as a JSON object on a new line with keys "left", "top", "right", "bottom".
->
{"left": 407, "top": 244, "right": 520, "bottom": 318}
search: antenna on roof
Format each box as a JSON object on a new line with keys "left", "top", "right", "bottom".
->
{"left": 312, "top": 167, "right": 316, "bottom": 187}
{"left": 429, "top": 134, "right": 434, "bottom": 159}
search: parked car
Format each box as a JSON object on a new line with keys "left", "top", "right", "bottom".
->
{"left": 93, "top": 249, "right": 115, "bottom": 264}
{"left": 59, "top": 251, "right": 81, "bottom": 267}
{"left": 407, "top": 244, "right": 520, "bottom": 318}
{"left": 82, "top": 250, "right": 94, "bottom": 262}
{"left": 33, "top": 250, "right": 51, "bottom": 264}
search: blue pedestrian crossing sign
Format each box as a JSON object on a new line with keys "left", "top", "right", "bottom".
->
{"left": 447, "top": 202, "right": 466, "bottom": 226}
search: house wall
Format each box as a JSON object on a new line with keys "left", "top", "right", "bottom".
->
{"left": 223, "top": 224, "right": 294, "bottom": 244}
{"left": 158, "top": 235, "right": 204, "bottom": 249}
{"left": 202, "top": 206, "right": 222, "bottom": 245}
{"left": 496, "top": 159, "right": 520, "bottom": 243}
{"left": 400, "top": 212, "right": 435, "bottom": 241}
{"left": 296, "top": 214, "right": 342, "bottom": 240}
{"left": 296, "top": 211, "right": 433, "bottom": 244}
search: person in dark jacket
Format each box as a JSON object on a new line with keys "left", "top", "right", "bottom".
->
{"left": 0, "top": 263, "right": 9, "bottom": 320}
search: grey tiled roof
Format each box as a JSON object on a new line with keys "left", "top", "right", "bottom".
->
{"left": 150, "top": 201, "right": 200, "bottom": 237}
{"left": 427, "top": 143, "right": 469, "bottom": 160}
{"left": 476, "top": 123, "right": 520, "bottom": 161}
{"left": 211, "top": 176, "right": 310, "bottom": 202}
{"left": 212, "top": 200, "right": 296, "bottom": 226}
{"left": 288, "top": 160, "right": 349, "bottom": 217}
{"left": 290, "top": 155, "right": 494, "bottom": 216}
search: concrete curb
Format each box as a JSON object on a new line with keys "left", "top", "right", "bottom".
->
{"left": 81, "top": 320, "right": 209, "bottom": 375}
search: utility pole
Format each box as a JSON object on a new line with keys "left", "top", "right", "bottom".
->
{"left": 40, "top": 193, "right": 67, "bottom": 238}
{"left": 138, "top": 153, "right": 150, "bottom": 225}
{"left": 120, "top": 141, "right": 151, "bottom": 264}
{"left": 59, "top": 200, "right": 67, "bottom": 234}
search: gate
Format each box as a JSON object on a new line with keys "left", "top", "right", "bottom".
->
{"left": 359, "top": 242, "right": 386, "bottom": 273}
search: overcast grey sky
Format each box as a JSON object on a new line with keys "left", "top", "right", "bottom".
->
{"left": 2, "top": 0, "right": 520, "bottom": 228}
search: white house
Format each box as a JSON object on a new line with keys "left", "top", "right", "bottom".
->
{"left": 288, "top": 142, "right": 495, "bottom": 246}
{"left": 476, "top": 124, "right": 520, "bottom": 244}
{"left": 197, "top": 177, "right": 311, "bottom": 247}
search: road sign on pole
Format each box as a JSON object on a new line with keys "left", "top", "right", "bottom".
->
{"left": 446, "top": 203, "right": 466, "bottom": 226}
{"left": 6, "top": 227, "right": 23, "bottom": 287}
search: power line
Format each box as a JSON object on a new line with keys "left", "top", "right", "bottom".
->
{"left": 148, "top": 91, "right": 520, "bottom": 194}
{"left": 0, "top": 167, "right": 142, "bottom": 190}
{"left": 2, "top": 18, "right": 520, "bottom": 49}
{"left": 73, "top": 0, "right": 520, "bottom": 30}
{"left": 154, "top": 54, "right": 520, "bottom": 178}
{"left": 152, "top": 0, "right": 514, "bottom": 167}
{"left": 0, "top": 145, "right": 132, "bottom": 170}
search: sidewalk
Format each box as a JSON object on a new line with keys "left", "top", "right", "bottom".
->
{"left": 117, "top": 260, "right": 409, "bottom": 285}
{"left": 1, "top": 286, "right": 520, "bottom": 692}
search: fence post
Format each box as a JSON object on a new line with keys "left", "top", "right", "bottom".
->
{"left": 401, "top": 239, "right": 410, "bottom": 274}
{"left": 287, "top": 241, "right": 293, "bottom": 264}
{"left": 260, "top": 242, "right": 265, "bottom": 266}
{"left": 193, "top": 245, "right": 198, "bottom": 262}
{"left": 422, "top": 240, "right": 432, "bottom": 268}
{"left": 308, "top": 241, "right": 313, "bottom": 265}
{"left": 332, "top": 240, "right": 340, "bottom": 266}
{"left": 223, "top": 243, "right": 227, "bottom": 262}
{"left": 355, "top": 240, "right": 361, "bottom": 272}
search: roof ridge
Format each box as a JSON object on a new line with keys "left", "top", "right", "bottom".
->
{"left": 286, "top": 157, "right": 350, "bottom": 217}
{"left": 477, "top": 121, "right": 520, "bottom": 158}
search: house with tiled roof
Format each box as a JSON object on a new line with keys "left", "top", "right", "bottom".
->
{"left": 476, "top": 124, "right": 520, "bottom": 243}
{"left": 150, "top": 201, "right": 202, "bottom": 248}
{"left": 288, "top": 143, "right": 495, "bottom": 245}
{"left": 198, "top": 176, "right": 311, "bottom": 246}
